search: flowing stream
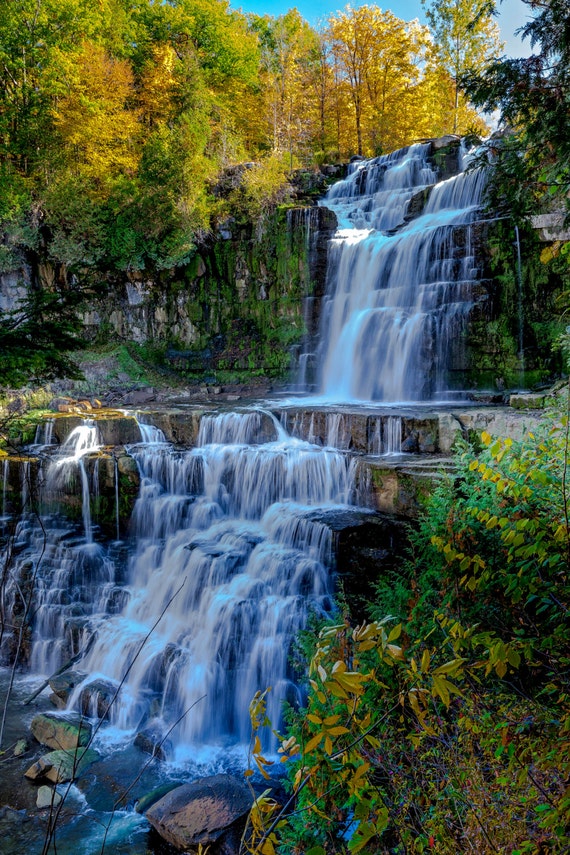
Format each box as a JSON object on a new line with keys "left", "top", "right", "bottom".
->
{"left": 3, "top": 412, "right": 358, "bottom": 759}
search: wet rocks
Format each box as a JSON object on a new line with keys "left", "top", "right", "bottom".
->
{"left": 134, "top": 720, "right": 172, "bottom": 760}
{"left": 36, "top": 785, "right": 62, "bottom": 809}
{"left": 25, "top": 747, "right": 99, "bottom": 783}
{"left": 48, "top": 670, "right": 86, "bottom": 709}
{"left": 508, "top": 392, "right": 545, "bottom": 409}
{"left": 145, "top": 774, "right": 252, "bottom": 853}
{"left": 78, "top": 678, "right": 119, "bottom": 719}
{"left": 30, "top": 712, "right": 92, "bottom": 751}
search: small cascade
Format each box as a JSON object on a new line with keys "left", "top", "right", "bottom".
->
{"left": 197, "top": 410, "right": 267, "bottom": 446}
{"left": 48, "top": 422, "right": 101, "bottom": 544}
{"left": 137, "top": 419, "right": 166, "bottom": 444}
{"left": 313, "top": 142, "right": 487, "bottom": 402}
{"left": 383, "top": 417, "right": 403, "bottom": 455}
{"left": 33, "top": 417, "right": 55, "bottom": 447}
{"left": 325, "top": 413, "right": 351, "bottom": 449}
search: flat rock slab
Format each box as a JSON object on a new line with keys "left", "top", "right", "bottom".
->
{"left": 31, "top": 712, "right": 92, "bottom": 751}
{"left": 145, "top": 774, "right": 252, "bottom": 851}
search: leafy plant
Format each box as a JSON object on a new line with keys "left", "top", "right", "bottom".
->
{"left": 242, "top": 404, "right": 570, "bottom": 854}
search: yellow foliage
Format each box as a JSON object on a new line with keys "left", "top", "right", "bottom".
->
{"left": 52, "top": 41, "right": 140, "bottom": 184}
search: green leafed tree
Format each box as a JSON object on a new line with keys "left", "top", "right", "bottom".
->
{"left": 462, "top": 0, "right": 570, "bottom": 236}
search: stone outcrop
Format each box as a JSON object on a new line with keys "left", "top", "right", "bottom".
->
{"left": 134, "top": 721, "right": 172, "bottom": 760}
{"left": 78, "top": 678, "right": 119, "bottom": 719}
{"left": 36, "top": 785, "right": 62, "bottom": 809}
{"left": 49, "top": 670, "right": 87, "bottom": 709}
{"left": 145, "top": 774, "right": 252, "bottom": 853}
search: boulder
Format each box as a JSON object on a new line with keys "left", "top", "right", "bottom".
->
{"left": 136, "top": 782, "right": 184, "bottom": 814}
{"left": 36, "top": 786, "right": 62, "bottom": 809}
{"left": 509, "top": 393, "right": 545, "bottom": 410}
{"left": 49, "top": 670, "right": 87, "bottom": 708}
{"left": 30, "top": 712, "right": 92, "bottom": 751}
{"left": 134, "top": 721, "right": 172, "bottom": 760}
{"left": 25, "top": 748, "right": 99, "bottom": 783}
{"left": 13, "top": 739, "right": 28, "bottom": 757}
{"left": 78, "top": 678, "right": 118, "bottom": 719}
{"left": 145, "top": 774, "right": 252, "bottom": 852}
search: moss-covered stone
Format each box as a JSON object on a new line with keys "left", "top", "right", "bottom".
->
{"left": 25, "top": 747, "right": 99, "bottom": 783}
{"left": 31, "top": 712, "right": 92, "bottom": 751}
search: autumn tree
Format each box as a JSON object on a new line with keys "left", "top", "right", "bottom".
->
{"left": 52, "top": 41, "right": 140, "bottom": 184}
{"left": 422, "top": 0, "right": 503, "bottom": 132}
{"left": 327, "top": 6, "right": 439, "bottom": 157}
{"left": 248, "top": 11, "right": 321, "bottom": 167}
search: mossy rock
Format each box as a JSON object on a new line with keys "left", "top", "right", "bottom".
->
{"left": 25, "top": 747, "right": 99, "bottom": 783}
{"left": 30, "top": 712, "right": 92, "bottom": 751}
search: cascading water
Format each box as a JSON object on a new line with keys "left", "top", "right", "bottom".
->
{"left": 314, "top": 142, "right": 487, "bottom": 402}
{"left": 3, "top": 412, "right": 358, "bottom": 758}
{"left": 48, "top": 421, "right": 102, "bottom": 544}
{"left": 69, "top": 411, "right": 355, "bottom": 753}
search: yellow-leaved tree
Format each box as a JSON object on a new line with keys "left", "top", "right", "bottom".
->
{"left": 51, "top": 40, "right": 140, "bottom": 186}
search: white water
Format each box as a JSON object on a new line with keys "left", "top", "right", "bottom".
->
{"left": 315, "top": 142, "right": 486, "bottom": 403}
{"left": 33, "top": 412, "right": 356, "bottom": 754}
{"left": 48, "top": 422, "right": 102, "bottom": 544}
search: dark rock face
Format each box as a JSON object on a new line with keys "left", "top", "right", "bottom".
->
{"left": 145, "top": 774, "right": 252, "bottom": 853}
{"left": 49, "top": 670, "right": 87, "bottom": 709}
{"left": 134, "top": 721, "right": 172, "bottom": 760}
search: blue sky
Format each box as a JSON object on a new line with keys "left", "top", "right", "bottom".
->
{"left": 231, "top": 0, "right": 532, "bottom": 58}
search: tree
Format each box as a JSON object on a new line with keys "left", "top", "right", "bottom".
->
{"left": 327, "top": 5, "right": 461, "bottom": 157}
{"left": 248, "top": 11, "right": 320, "bottom": 166}
{"left": 0, "top": 289, "right": 85, "bottom": 387}
{"left": 463, "top": 0, "right": 570, "bottom": 231}
{"left": 422, "top": 0, "right": 503, "bottom": 131}
{"left": 51, "top": 41, "right": 141, "bottom": 185}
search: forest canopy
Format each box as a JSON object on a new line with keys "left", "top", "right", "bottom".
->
{"left": 0, "top": 0, "right": 498, "bottom": 278}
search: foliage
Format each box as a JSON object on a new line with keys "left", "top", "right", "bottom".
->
{"left": 0, "top": 0, "right": 502, "bottom": 387}
{"left": 423, "top": 0, "right": 504, "bottom": 133}
{"left": 242, "top": 410, "right": 570, "bottom": 854}
{"left": 0, "top": 288, "right": 85, "bottom": 387}
{"left": 463, "top": 0, "right": 570, "bottom": 227}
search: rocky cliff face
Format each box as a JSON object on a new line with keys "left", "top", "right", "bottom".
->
{"left": 1, "top": 140, "right": 568, "bottom": 392}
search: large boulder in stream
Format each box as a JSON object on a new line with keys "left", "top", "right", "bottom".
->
{"left": 30, "top": 712, "right": 92, "bottom": 751}
{"left": 78, "top": 678, "right": 119, "bottom": 719}
{"left": 145, "top": 774, "right": 252, "bottom": 853}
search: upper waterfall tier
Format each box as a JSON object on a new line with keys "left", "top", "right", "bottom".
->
{"left": 315, "top": 142, "right": 487, "bottom": 403}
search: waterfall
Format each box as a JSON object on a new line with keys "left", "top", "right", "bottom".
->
{"left": 4, "top": 411, "right": 356, "bottom": 755}
{"left": 314, "top": 142, "right": 486, "bottom": 403}
{"left": 49, "top": 422, "right": 101, "bottom": 544}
